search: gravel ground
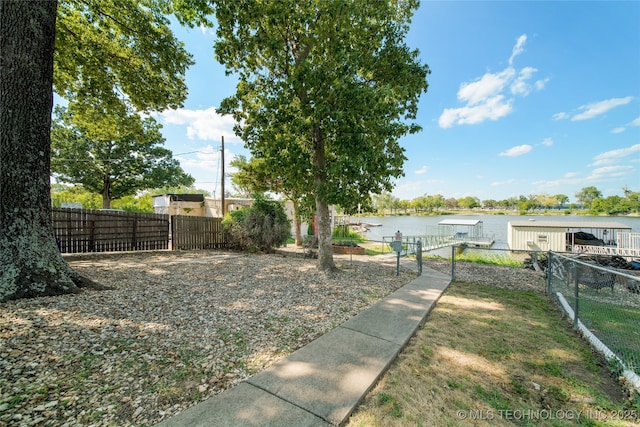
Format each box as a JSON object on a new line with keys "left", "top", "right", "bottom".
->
{"left": 423, "top": 257, "right": 547, "bottom": 294}
{"left": 0, "top": 250, "right": 546, "bottom": 427}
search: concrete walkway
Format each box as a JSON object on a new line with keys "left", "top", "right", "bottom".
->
{"left": 157, "top": 261, "right": 451, "bottom": 427}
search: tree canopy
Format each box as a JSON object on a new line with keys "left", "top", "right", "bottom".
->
{"left": 54, "top": 0, "right": 196, "bottom": 119}
{"left": 215, "top": 0, "right": 430, "bottom": 270}
{"left": 575, "top": 186, "right": 603, "bottom": 209}
{"left": 51, "top": 106, "right": 194, "bottom": 208}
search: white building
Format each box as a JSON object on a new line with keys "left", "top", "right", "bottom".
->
{"left": 152, "top": 194, "right": 253, "bottom": 218}
{"left": 507, "top": 220, "right": 637, "bottom": 256}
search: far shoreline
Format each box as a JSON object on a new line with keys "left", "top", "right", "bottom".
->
{"left": 352, "top": 209, "right": 640, "bottom": 218}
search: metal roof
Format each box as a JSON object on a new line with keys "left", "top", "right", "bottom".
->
{"left": 508, "top": 220, "right": 631, "bottom": 230}
{"left": 438, "top": 219, "right": 482, "bottom": 226}
{"left": 153, "top": 193, "right": 205, "bottom": 202}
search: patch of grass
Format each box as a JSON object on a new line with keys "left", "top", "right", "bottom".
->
{"left": 523, "top": 359, "right": 564, "bottom": 377}
{"left": 510, "top": 375, "right": 528, "bottom": 396}
{"left": 474, "top": 384, "right": 511, "bottom": 411}
{"left": 0, "top": 394, "right": 27, "bottom": 410}
{"left": 447, "top": 379, "right": 464, "bottom": 390}
{"left": 348, "top": 282, "right": 634, "bottom": 427}
{"left": 547, "top": 385, "right": 570, "bottom": 403}
{"left": 454, "top": 252, "right": 524, "bottom": 267}
{"left": 365, "top": 247, "right": 387, "bottom": 256}
{"left": 575, "top": 298, "right": 640, "bottom": 371}
{"left": 377, "top": 393, "right": 402, "bottom": 418}
{"left": 421, "top": 345, "right": 433, "bottom": 360}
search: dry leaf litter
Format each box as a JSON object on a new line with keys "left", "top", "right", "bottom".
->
{"left": 1, "top": 250, "right": 427, "bottom": 426}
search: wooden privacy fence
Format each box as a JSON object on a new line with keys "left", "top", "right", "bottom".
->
{"left": 53, "top": 209, "right": 226, "bottom": 253}
{"left": 53, "top": 208, "right": 170, "bottom": 253}
{"left": 171, "top": 215, "right": 225, "bottom": 250}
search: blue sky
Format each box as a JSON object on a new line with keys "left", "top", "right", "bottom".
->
{"left": 157, "top": 1, "right": 640, "bottom": 203}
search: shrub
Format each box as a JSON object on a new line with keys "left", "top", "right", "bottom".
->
{"left": 222, "top": 194, "right": 291, "bottom": 253}
{"left": 332, "top": 224, "right": 350, "bottom": 238}
{"left": 332, "top": 225, "right": 365, "bottom": 243}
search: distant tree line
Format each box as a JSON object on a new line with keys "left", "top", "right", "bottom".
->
{"left": 52, "top": 183, "right": 639, "bottom": 217}
{"left": 368, "top": 186, "right": 639, "bottom": 215}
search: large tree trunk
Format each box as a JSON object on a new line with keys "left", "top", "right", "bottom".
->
{"left": 0, "top": 0, "right": 103, "bottom": 302}
{"left": 292, "top": 199, "right": 302, "bottom": 247}
{"left": 315, "top": 197, "right": 336, "bottom": 272}
{"left": 311, "top": 127, "right": 336, "bottom": 272}
{"left": 101, "top": 179, "right": 111, "bottom": 209}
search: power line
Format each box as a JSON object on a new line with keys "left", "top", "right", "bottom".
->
{"left": 212, "top": 150, "right": 220, "bottom": 197}
{"left": 173, "top": 148, "right": 222, "bottom": 156}
{"left": 53, "top": 148, "right": 222, "bottom": 163}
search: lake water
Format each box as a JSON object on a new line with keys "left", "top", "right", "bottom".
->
{"left": 354, "top": 214, "right": 640, "bottom": 250}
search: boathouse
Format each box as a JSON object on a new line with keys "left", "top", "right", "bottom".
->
{"left": 435, "top": 219, "right": 494, "bottom": 247}
{"left": 507, "top": 220, "right": 634, "bottom": 255}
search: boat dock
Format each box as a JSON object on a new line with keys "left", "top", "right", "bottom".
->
{"left": 381, "top": 219, "right": 495, "bottom": 254}
{"left": 381, "top": 234, "right": 494, "bottom": 254}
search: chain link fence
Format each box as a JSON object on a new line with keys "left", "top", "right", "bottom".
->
{"left": 444, "top": 245, "right": 640, "bottom": 389}
{"left": 545, "top": 251, "right": 640, "bottom": 388}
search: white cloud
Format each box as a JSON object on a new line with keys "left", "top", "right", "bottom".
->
{"left": 571, "top": 96, "right": 634, "bottom": 121}
{"left": 197, "top": 24, "right": 216, "bottom": 37}
{"left": 509, "top": 34, "right": 527, "bottom": 65}
{"left": 458, "top": 68, "right": 515, "bottom": 105}
{"left": 510, "top": 67, "right": 537, "bottom": 96}
{"left": 176, "top": 145, "right": 221, "bottom": 170}
{"left": 532, "top": 177, "right": 580, "bottom": 190}
{"left": 540, "top": 137, "right": 553, "bottom": 147}
{"left": 535, "top": 78, "right": 549, "bottom": 91}
{"left": 587, "top": 165, "right": 633, "bottom": 180}
{"left": 614, "top": 116, "right": 640, "bottom": 133}
{"left": 160, "top": 107, "right": 240, "bottom": 142}
{"left": 490, "top": 179, "right": 517, "bottom": 187}
{"left": 552, "top": 112, "right": 568, "bottom": 120}
{"left": 439, "top": 34, "right": 545, "bottom": 129}
{"left": 392, "top": 179, "right": 444, "bottom": 200}
{"left": 533, "top": 147, "right": 637, "bottom": 194}
{"left": 499, "top": 144, "right": 532, "bottom": 157}
{"left": 591, "top": 144, "right": 640, "bottom": 166}
{"left": 439, "top": 95, "right": 513, "bottom": 128}
{"left": 415, "top": 166, "right": 429, "bottom": 175}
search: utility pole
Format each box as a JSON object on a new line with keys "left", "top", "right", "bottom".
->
{"left": 221, "top": 136, "right": 225, "bottom": 216}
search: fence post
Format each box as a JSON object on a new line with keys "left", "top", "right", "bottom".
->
{"left": 349, "top": 236, "right": 353, "bottom": 265}
{"left": 416, "top": 239, "right": 422, "bottom": 276}
{"left": 171, "top": 216, "right": 176, "bottom": 250}
{"left": 65, "top": 210, "right": 72, "bottom": 253}
{"left": 546, "top": 251, "right": 552, "bottom": 294}
{"left": 89, "top": 218, "right": 96, "bottom": 252}
{"left": 132, "top": 219, "right": 137, "bottom": 250}
{"left": 451, "top": 244, "right": 456, "bottom": 281}
{"left": 573, "top": 260, "right": 579, "bottom": 331}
